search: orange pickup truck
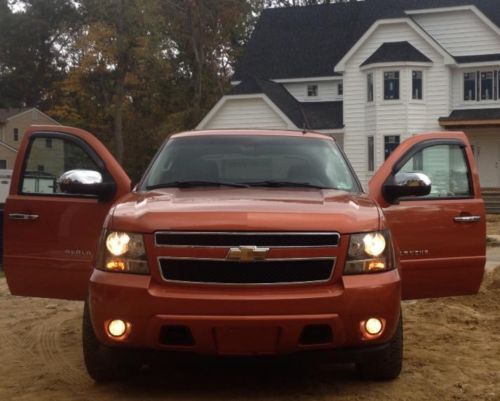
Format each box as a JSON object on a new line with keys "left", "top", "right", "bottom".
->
{"left": 3, "top": 127, "right": 485, "bottom": 382}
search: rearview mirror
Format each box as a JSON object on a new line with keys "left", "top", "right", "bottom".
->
{"left": 58, "top": 169, "right": 116, "bottom": 201}
{"left": 383, "top": 172, "right": 431, "bottom": 203}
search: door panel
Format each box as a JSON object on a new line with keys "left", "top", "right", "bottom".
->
{"left": 4, "top": 126, "right": 131, "bottom": 300}
{"left": 369, "top": 132, "right": 485, "bottom": 300}
{"left": 473, "top": 141, "right": 500, "bottom": 187}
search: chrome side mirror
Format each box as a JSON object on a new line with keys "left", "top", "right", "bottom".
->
{"left": 59, "top": 169, "right": 103, "bottom": 185}
{"left": 58, "top": 169, "right": 116, "bottom": 201}
{"left": 383, "top": 172, "right": 431, "bottom": 203}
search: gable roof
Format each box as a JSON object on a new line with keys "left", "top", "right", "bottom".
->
{"left": 233, "top": 0, "right": 500, "bottom": 80}
{"left": 361, "top": 41, "right": 432, "bottom": 67}
{"left": 439, "top": 108, "right": 500, "bottom": 122}
{"left": 454, "top": 53, "right": 500, "bottom": 63}
{"left": 0, "top": 108, "right": 32, "bottom": 123}
{"left": 229, "top": 78, "right": 343, "bottom": 130}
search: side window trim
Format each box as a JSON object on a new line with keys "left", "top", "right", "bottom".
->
{"left": 391, "top": 139, "right": 465, "bottom": 173}
{"left": 18, "top": 131, "right": 111, "bottom": 198}
{"left": 389, "top": 139, "right": 475, "bottom": 200}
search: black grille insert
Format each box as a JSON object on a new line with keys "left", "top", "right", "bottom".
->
{"left": 159, "top": 325, "right": 195, "bottom": 346}
{"left": 155, "top": 232, "right": 340, "bottom": 247}
{"left": 159, "top": 258, "right": 334, "bottom": 284}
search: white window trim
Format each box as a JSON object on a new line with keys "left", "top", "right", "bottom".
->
{"left": 382, "top": 70, "right": 402, "bottom": 104}
{"left": 366, "top": 72, "right": 375, "bottom": 104}
{"left": 307, "top": 84, "right": 319, "bottom": 98}
{"left": 367, "top": 135, "right": 375, "bottom": 172}
{"left": 461, "top": 68, "right": 499, "bottom": 104}
{"left": 479, "top": 70, "right": 495, "bottom": 101}
{"left": 409, "top": 69, "right": 426, "bottom": 104}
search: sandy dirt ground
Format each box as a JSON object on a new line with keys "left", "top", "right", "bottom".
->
{"left": 0, "top": 267, "right": 499, "bottom": 401}
{"left": 487, "top": 214, "right": 500, "bottom": 236}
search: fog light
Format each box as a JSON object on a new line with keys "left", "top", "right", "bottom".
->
{"left": 108, "top": 319, "right": 127, "bottom": 337}
{"left": 365, "top": 318, "right": 383, "bottom": 335}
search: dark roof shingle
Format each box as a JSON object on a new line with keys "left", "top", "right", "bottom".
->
{"left": 439, "top": 108, "right": 500, "bottom": 122}
{"left": 361, "top": 41, "right": 432, "bottom": 66}
{"left": 455, "top": 53, "right": 500, "bottom": 63}
{"left": 229, "top": 78, "right": 343, "bottom": 130}
{"left": 233, "top": 0, "right": 500, "bottom": 80}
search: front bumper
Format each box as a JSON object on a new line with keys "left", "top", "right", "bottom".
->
{"left": 88, "top": 268, "right": 401, "bottom": 357}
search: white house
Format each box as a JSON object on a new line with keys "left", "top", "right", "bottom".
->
{"left": 197, "top": 0, "right": 500, "bottom": 204}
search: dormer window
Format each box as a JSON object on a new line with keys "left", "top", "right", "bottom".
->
{"left": 412, "top": 71, "right": 423, "bottom": 100}
{"left": 384, "top": 71, "right": 399, "bottom": 100}
{"left": 307, "top": 84, "right": 318, "bottom": 97}
{"left": 464, "top": 73, "right": 476, "bottom": 101}
{"left": 338, "top": 83, "right": 343, "bottom": 96}
{"left": 481, "top": 72, "right": 494, "bottom": 100}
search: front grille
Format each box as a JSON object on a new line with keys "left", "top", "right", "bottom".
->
{"left": 155, "top": 232, "right": 340, "bottom": 247}
{"left": 159, "top": 258, "right": 335, "bottom": 285}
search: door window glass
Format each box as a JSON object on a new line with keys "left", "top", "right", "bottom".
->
{"left": 396, "top": 144, "right": 471, "bottom": 198}
{"left": 21, "top": 137, "right": 99, "bottom": 195}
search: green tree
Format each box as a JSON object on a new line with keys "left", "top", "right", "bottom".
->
{"left": 0, "top": 0, "right": 80, "bottom": 108}
{"left": 162, "top": 0, "right": 256, "bottom": 126}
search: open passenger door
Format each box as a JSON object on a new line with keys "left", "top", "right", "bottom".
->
{"left": 369, "top": 131, "right": 485, "bottom": 300}
{"left": 4, "top": 125, "right": 130, "bottom": 300}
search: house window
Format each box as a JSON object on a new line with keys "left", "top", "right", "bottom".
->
{"left": 412, "top": 71, "right": 423, "bottom": 100}
{"left": 464, "top": 72, "right": 476, "bottom": 101}
{"left": 384, "top": 71, "right": 399, "bottom": 100}
{"left": 13, "top": 128, "right": 19, "bottom": 141}
{"left": 481, "top": 71, "right": 494, "bottom": 100}
{"left": 498, "top": 71, "right": 500, "bottom": 99}
{"left": 384, "top": 135, "right": 400, "bottom": 160}
{"left": 367, "top": 73, "right": 374, "bottom": 102}
{"left": 338, "top": 83, "right": 343, "bottom": 96}
{"left": 307, "top": 85, "right": 318, "bottom": 97}
{"left": 0, "top": 160, "right": 6, "bottom": 169}
{"left": 368, "top": 136, "right": 374, "bottom": 171}
{"left": 46, "top": 138, "right": 52, "bottom": 148}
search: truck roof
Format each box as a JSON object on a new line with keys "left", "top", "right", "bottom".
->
{"left": 170, "top": 129, "right": 335, "bottom": 140}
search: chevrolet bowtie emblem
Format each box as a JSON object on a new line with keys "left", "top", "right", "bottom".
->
{"left": 226, "top": 246, "right": 270, "bottom": 262}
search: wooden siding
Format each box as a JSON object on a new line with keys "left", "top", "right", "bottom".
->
{"left": 0, "top": 109, "right": 58, "bottom": 169}
{"left": 412, "top": 10, "right": 500, "bottom": 56}
{"left": 283, "top": 80, "right": 343, "bottom": 102}
{"left": 343, "top": 22, "right": 447, "bottom": 188}
{"left": 202, "top": 98, "right": 289, "bottom": 130}
{"left": 451, "top": 68, "right": 500, "bottom": 111}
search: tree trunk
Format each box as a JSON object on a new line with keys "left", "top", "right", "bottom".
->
{"left": 113, "top": 70, "right": 125, "bottom": 164}
{"left": 113, "top": 0, "right": 125, "bottom": 163}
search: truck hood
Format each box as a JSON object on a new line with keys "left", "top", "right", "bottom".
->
{"left": 110, "top": 188, "right": 380, "bottom": 234}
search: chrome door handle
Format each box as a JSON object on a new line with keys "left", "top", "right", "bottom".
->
{"left": 454, "top": 215, "right": 481, "bottom": 223}
{"left": 8, "top": 213, "right": 39, "bottom": 221}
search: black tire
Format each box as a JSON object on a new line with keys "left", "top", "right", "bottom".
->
{"left": 356, "top": 314, "right": 403, "bottom": 381}
{"left": 82, "top": 301, "right": 140, "bottom": 382}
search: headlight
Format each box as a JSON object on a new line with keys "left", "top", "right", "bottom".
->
{"left": 106, "top": 232, "right": 131, "bottom": 256}
{"left": 98, "top": 231, "right": 149, "bottom": 275}
{"left": 344, "top": 230, "right": 394, "bottom": 274}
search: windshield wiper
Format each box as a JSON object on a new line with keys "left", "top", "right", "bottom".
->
{"left": 146, "top": 181, "right": 249, "bottom": 189}
{"left": 242, "top": 180, "right": 335, "bottom": 190}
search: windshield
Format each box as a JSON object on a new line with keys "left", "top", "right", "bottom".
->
{"left": 141, "top": 135, "right": 359, "bottom": 192}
